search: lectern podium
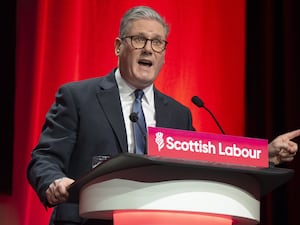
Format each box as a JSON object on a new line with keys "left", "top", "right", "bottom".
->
{"left": 68, "top": 153, "right": 293, "bottom": 225}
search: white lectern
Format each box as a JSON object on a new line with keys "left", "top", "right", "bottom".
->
{"left": 68, "top": 154, "right": 293, "bottom": 225}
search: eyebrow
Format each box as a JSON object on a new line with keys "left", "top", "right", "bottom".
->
{"left": 134, "top": 32, "right": 165, "bottom": 40}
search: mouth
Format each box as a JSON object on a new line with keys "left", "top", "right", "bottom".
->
{"left": 138, "top": 59, "right": 153, "bottom": 67}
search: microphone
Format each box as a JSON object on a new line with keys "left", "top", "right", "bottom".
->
{"left": 129, "top": 112, "right": 139, "bottom": 123}
{"left": 191, "top": 96, "right": 225, "bottom": 134}
{"left": 129, "top": 112, "right": 147, "bottom": 137}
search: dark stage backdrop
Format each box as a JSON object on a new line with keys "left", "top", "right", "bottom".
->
{"left": 246, "top": 1, "right": 300, "bottom": 225}
{"left": 0, "top": 0, "right": 299, "bottom": 225}
{"left": 0, "top": 0, "right": 15, "bottom": 195}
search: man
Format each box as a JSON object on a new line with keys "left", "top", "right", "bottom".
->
{"left": 27, "top": 6, "right": 299, "bottom": 225}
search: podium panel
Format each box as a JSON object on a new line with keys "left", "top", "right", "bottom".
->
{"left": 113, "top": 210, "right": 232, "bottom": 225}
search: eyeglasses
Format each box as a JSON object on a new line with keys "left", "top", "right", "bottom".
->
{"left": 121, "top": 35, "right": 168, "bottom": 53}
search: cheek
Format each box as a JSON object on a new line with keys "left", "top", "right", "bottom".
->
{"left": 156, "top": 54, "right": 165, "bottom": 69}
{"left": 120, "top": 52, "right": 134, "bottom": 67}
{"left": 125, "top": 52, "right": 138, "bottom": 65}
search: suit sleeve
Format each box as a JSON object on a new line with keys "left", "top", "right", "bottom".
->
{"left": 27, "top": 84, "right": 78, "bottom": 206}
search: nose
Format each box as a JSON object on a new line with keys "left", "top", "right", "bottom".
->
{"left": 143, "top": 39, "right": 152, "bottom": 52}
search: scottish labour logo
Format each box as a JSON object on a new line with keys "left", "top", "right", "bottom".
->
{"left": 155, "top": 132, "right": 164, "bottom": 151}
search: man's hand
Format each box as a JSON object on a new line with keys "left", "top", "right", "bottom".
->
{"left": 46, "top": 177, "right": 75, "bottom": 206}
{"left": 269, "top": 129, "right": 300, "bottom": 165}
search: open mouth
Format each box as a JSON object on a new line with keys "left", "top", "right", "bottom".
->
{"left": 138, "top": 59, "right": 153, "bottom": 67}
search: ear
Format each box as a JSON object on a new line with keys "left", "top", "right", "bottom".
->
{"left": 114, "top": 38, "right": 122, "bottom": 56}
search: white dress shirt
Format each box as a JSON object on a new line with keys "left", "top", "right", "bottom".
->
{"left": 115, "top": 69, "right": 156, "bottom": 153}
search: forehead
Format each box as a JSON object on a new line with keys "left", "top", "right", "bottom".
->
{"left": 127, "top": 19, "right": 165, "bottom": 38}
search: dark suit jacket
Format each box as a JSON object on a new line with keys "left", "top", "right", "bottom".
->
{"left": 27, "top": 70, "right": 194, "bottom": 225}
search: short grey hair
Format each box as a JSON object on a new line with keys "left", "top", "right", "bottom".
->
{"left": 119, "top": 6, "right": 170, "bottom": 38}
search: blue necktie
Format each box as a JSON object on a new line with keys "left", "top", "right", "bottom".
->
{"left": 132, "top": 89, "right": 147, "bottom": 154}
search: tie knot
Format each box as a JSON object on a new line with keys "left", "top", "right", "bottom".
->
{"left": 134, "top": 89, "right": 144, "bottom": 100}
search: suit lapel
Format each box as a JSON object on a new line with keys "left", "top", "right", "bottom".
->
{"left": 154, "top": 88, "right": 171, "bottom": 127}
{"left": 95, "top": 71, "right": 128, "bottom": 153}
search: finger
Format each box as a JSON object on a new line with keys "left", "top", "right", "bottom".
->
{"left": 46, "top": 186, "right": 55, "bottom": 200}
{"left": 47, "top": 193, "right": 57, "bottom": 205}
{"left": 284, "top": 129, "right": 300, "bottom": 140}
{"left": 52, "top": 182, "right": 68, "bottom": 201}
{"left": 281, "top": 156, "right": 294, "bottom": 162}
{"left": 55, "top": 188, "right": 69, "bottom": 200}
{"left": 279, "top": 151, "right": 290, "bottom": 157}
{"left": 288, "top": 141, "right": 298, "bottom": 152}
{"left": 279, "top": 151, "right": 296, "bottom": 158}
{"left": 275, "top": 141, "right": 298, "bottom": 154}
{"left": 52, "top": 191, "right": 66, "bottom": 204}
{"left": 46, "top": 185, "right": 62, "bottom": 205}
{"left": 56, "top": 182, "right": 70, "bottom": 199}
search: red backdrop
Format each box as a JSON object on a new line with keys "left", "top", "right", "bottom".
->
{"left": 1, "top": 0, "right": 245, "bottom": 224}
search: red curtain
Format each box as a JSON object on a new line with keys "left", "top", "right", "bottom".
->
{"left": 6, "top": 0, "right": 245, "bottom": 224}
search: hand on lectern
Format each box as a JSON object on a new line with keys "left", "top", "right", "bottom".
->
{"left": 46, "top": 177, "right": 74, "bottom": 206}
{"left": 268, "top": 129, "right": 300, "bottom": 165}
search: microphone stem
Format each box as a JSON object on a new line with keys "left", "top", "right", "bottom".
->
{"left": 203, "top": 106, "right": 225, "bottom": 134}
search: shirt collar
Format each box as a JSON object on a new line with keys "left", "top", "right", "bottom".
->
{"left": 115, "top": 68, "right": 153, "bottom": 104}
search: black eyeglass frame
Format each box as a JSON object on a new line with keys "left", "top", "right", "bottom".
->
{"left": 121, "top": 35, "right": 168, "bottom": 53}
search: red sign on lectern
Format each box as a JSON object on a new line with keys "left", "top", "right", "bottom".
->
{"left": 147, "top": 127, "right": 269, "bottom": 168}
